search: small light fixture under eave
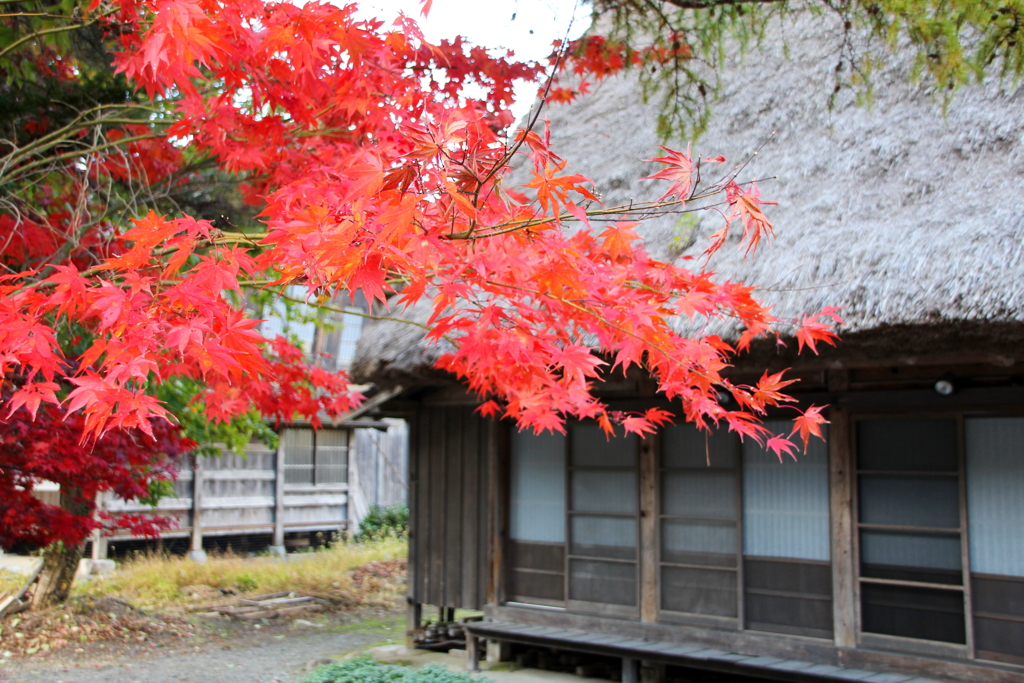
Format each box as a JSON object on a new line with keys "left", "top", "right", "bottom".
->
{"left": 716, "top": 388, "right": 735, "bottom": 406}
{"left": 934, "top": 378, "right": 957, "bottom": 396}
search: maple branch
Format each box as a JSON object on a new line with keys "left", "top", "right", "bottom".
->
{"left": 657, "top": 0, "right": 784, "bottom": 8}
{"left": 0, "top": 103, "right": 161, "bottom": 167}
{"left": 268, "top": 288, "right": 466, "bottom": 345}
{"left": 445, "top": 177, "right": 774, "bottom": 240}
{"left": 1, "top": 119, "right": 158, "bottom": 174}
{"left": 480, "top": 278, "right": 722, "bottom": 386}
{"left": 0, "top": 9, "right": 113, "bottom": 61}
{"left": 215, "top": 231, "right": 266, "bottom": 245}
{"left": 710, "top": 132, "right": 778, "bottom": 189}
{"left": 2, "top": 133, "right": 159, "bottom": 186}
{"left": 0, "top": 11, "right": 84, "bottom": 18}
{"left": 271, "top": 290, "right": 423, "bottom": 327}
{"left": 465, "top": 24, "right": 576, "bottom": 228}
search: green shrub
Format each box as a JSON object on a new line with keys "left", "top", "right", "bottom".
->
{"left": 234, "top": 572, "right": 258, "bottom": 592}
{"left": 300, "top": 656, "right": 485, "bottom": 683}
{"left": 356, "top": 504, "right": 409, "bottom": 541}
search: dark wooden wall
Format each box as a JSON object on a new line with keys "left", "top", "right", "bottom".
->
{"left": 409, "top": 403, "right": 494, "bottom": 610}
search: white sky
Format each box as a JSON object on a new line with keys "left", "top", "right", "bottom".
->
{"left": 356, "top": 0, "right": 590, "bottom": 121}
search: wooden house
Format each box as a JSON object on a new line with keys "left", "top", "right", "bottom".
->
{"left": 90, "top": 416, "right": 407, "bottom": 559}
{"left": 85, "top": 288, "right": 409, "bottom": 559}
{"left": 350, "top": 13, "right": 1024, "bottom": 683}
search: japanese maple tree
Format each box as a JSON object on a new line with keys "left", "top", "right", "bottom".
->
{"left": 0, "top": 0, "right": 841, "bottom": 593}
{"left": 0, "top": 394, "right": 195, "bottom": 606}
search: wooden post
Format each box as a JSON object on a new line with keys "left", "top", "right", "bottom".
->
{"left": 406, "top": 415, "right": 420, "bottom": 646}
{"left": 91, "top": 491, "right": 109, "bottom": 560}
{"left": 622, "top": 657, "right": 639, "bottom": 683}
{"left": 90, "top": 530, "right": 108, "bottom": 560}
{"left": 347, "top": 429, "right": 361, "bottom": 533}
{"left": 466, "top": 631, "right": 481, "bottom": 672}
{"left": 828, "top": 376, "right": 856, "bottom": 647}
{"left": 639, "top": 433, "right": 658, "bottom": 622}
{"left": 188, "top": 453, "right": 207, "bottom": 563}
{"left": 956, "top": 415, "right": 976, "bottom": 658}
{"left": 486, "top": 640, "right": 511, "bottom": 663}
{"left": 406, "top": 600, "right": 422, "bottom": 648}
{"left": 270, "top": 440, "right": 286, "bottom": 555}
{"left": 487, "top": 419, "right": 504, "bottom": 606}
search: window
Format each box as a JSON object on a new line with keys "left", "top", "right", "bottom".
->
{"left": 966, "top": 418, "right": 1024, "bottom": 664}
{"left": 855, "top": 418, "right": 966, "bottom": 645}
{"left": 742, "top": 421, "right": 832, "bottom": 638}
{"left": 505, "top": 424, "right": 639, "bottom": 612}
{"left": 507, "top": 419, "right": 835, "bottom": 636}
{"left": 259, "top": 285, "right": 318, "bottom": 354}
{"left": 502, "top": 410, "right": 1024, "bottom": 664}
{"left": 256, "top": 287, "right": 366, "bottom": 371}
{"left": 507, "top": 429, "right": 566, "bottom": 605}
{"left": 318, "top": 305, "right": 365, "bottom": 370}
{"left": 852, "top": 415, "right": 1024, "bottom": 662}
{"left": 659, "top": 424, "right": 740, "bottom": 620}
{"left": 282, "top": 428, "right": 349, "bottom": 485}
{"left": 568, "top": 425, "right": 639, "bottom": 614}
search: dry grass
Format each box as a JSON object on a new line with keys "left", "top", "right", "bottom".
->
{"left": 75, "top": 539, "right": 407, "bottom": 610}
{"left": 0, "top": 571, "right": 26, "bottom": 600}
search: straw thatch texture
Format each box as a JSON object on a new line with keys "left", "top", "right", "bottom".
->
{"left": 352, "top": 14, "right": 1024, "bottom": 385}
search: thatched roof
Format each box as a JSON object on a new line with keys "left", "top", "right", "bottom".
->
{"left": 352, "top": 14, "right": 1024, "bottom": 386}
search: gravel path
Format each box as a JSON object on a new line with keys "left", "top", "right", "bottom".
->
{"left": 0, "top": 620, "right": 396, "bottom": 683}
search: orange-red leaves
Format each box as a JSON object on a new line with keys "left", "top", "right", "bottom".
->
{"left": 349, "top": 264, "right": 388, "bottom": 306}
{"left": 524, "top": 161, "right": 595, "bottom": 216}
{"left": 706, "top": 181, "right": 777, "bottom": 258}
{"left": 0, "top": 0, "right": 837, "bottom": 451}
{"left": 752, "top": 370, "right": 798, "bottom": 408}
{"left": 475, "top": 399, "right": 501, "bottom": 418}
{"left": 550, "top": 345, "right": 604, "bottom": 383}
{"left": 765, "top": 435, "right": 799, "bottom": 462}
{"left": 6, "top": 382, "right": 61, "bottom": 420}
{"left": 643, "top": 145, "right": 695, "bottom": 202}
{"left": 622, "top": 415, "right": 658, "bottom": 436}
{"left": 723, "top": 411, "right": 771, "bottom": 444}
{"left": 644, "top": 408, "right": 675, "bottom": 426}
{"left": 796, "top": 307, "right": 844, "bottom": 354}
{"left": 600, "top": 222, "right": 640, "bottom": 260}
{"left": 790, "top": 405, "right": 829, "bottom": 450}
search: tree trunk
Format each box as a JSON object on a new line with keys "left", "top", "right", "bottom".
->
{"left": 31, "top": 487, "right": 91, "bottom": 609}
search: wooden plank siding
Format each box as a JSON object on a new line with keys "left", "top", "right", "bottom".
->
{"left": 350, "top": 420, "right": 409, "bottom": 527}
{"left": 400, "top": 370, "right": 1024, "bottom": 682}
{"left": 97, "top": 426, "right": 396, "bottom": 546}
{"left": 410, "top": 403, "right": 492, "bottom": 609}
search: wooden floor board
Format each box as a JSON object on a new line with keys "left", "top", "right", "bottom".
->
{"left": 462, "top": 621, "right": 945, "bottom": 683}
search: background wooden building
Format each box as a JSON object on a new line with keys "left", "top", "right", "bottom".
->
{"left": 84, "top": 285, "right": 409, "bottom": 558}
{"left": 89, "top": 418, "right": 408, "bottom": 558}
{"left": 351, "top": 13, "right": 1024, "bottom": 683}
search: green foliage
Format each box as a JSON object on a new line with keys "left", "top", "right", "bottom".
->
{"left": 233, "top": 572, "right": 258, "bottom": 592}
{"left": 356, "top": 504, "right": 409, "bottom": 541}
{"left": 667, "top": 212, "right": 701, "bottom": 257}
{"left": 137, "top": 478, "right": 176, "bottom": 507}
{"left": 155, "top": 376, "right": 277, "bottom": 458}
{"left": 299, "top": 656, "right": 486, "bottom": 683}
{"left": 593, "top": 0, "right": 1024, "bottom": 140}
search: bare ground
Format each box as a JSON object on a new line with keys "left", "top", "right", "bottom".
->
{"left": 0, "top": 607, "right": 404, "bottom": 683}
